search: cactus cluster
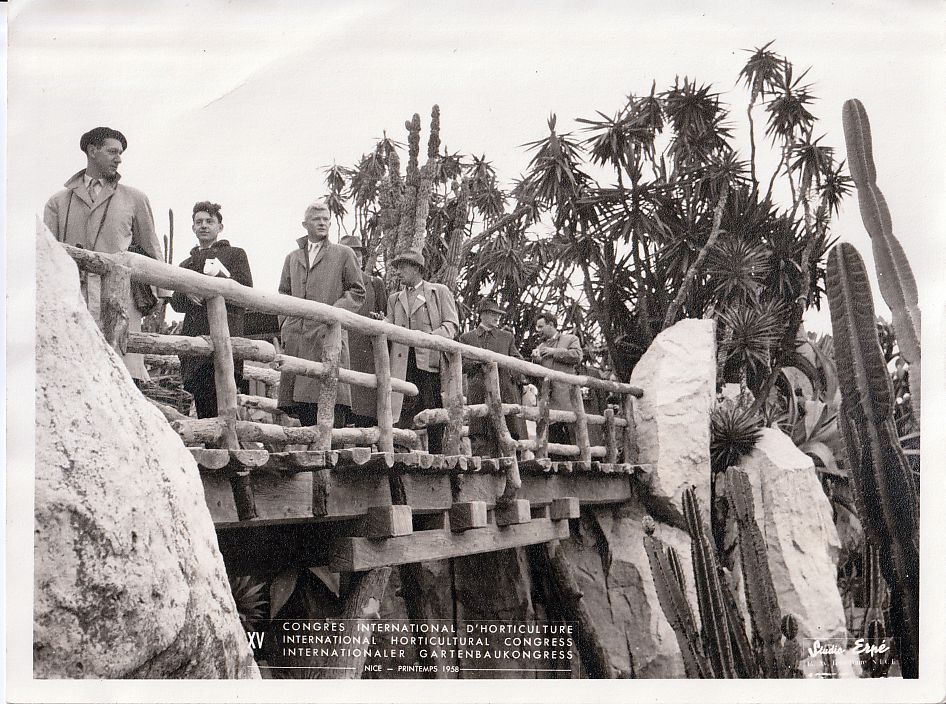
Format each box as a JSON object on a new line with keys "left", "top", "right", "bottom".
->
{"left": 841, "top": 98, "right": 921, "bottom": 418}
{"left": 644, "top": 476, "right": 800, "bottom": 678}
{"left": 825, "top": 242, "right": 919, "bottom": 677}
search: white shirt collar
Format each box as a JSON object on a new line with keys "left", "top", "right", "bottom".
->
{"left": 83, "top": 173, "right": 102, "bottom": 188}
{"left": 405, "top": 280, "right": 424, "bottom": 292}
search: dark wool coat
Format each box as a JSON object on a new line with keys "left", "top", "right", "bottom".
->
{"left": 169, "top": 240, "right": 253, "bottom": 397}
{"left": 459, "top": 325, "right": 527, "bottom": 440}
{"left": 276, "top": 238, "right": 366, "bottom": 409}
{"left": 348, "top": 274, "right": 388, "bottom": 418}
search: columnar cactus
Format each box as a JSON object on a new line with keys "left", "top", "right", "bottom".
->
{"left": 841, "top": 99, "right": 921, "bottom": 418}
{"left": 826, "top": 242, "right": 919, "bottom": 677}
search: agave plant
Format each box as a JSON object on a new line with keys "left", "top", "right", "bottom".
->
{"left": 229, "top": 575, "right": 268, "bottom": 631}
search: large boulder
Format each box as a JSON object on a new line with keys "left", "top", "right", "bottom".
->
{"left": 560, "top": 504, "right": 696, "bottom": 678}
{"left": 34, "top": 227, "right": 259, "bottom": 678}
{"left": 737, "top": 427, "right": 846, "bottom": 640}
{"left": 630, "top": 318, "right": 715, "bottom": 522}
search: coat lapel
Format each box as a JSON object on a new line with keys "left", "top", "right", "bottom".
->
{"left": 309, "top": 240, "right": 329, "bottom": 269}
{"left": 408, "top": 281, "right": 431, "bottom": 317}
{"left": 88, "top": 183, "right": 117, "bottom": 214}
{"left": 397, "top": 289, "right": 410, "bottom": 321}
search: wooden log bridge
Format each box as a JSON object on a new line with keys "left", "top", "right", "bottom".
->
{"left": 63, "top": 243, "right": 648, "bottom": 576}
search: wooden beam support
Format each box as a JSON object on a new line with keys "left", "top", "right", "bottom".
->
{"left": 100, "top": 266, "right": 131, "bottom": 354}
{"left": 372, "top": 333, "right": 395, "bottom": 454}
{"left": 449, "top": 501, "right": 488, "bottom": 532}
{"left": 128, "top": 331, "right": 276, "bottom": 362}
{"left": 550, "top": 497, "right": 580, "bottom": 520}
{"left": 622, "top": 393, "right": 638, "bottom": 463}
{"left": 569, "top": 385, "right": 592, "bottom": 464}
{"left": 366, "top": 505, "right": 413, "bottom": 538}
{"left": 484, "top": 362, "right": 522, "bottom": 501}
{"left": 172, "top": 417, "right": 420, "bottom": 449}
{"left": 604, "top": 407, "right": 619, "bottom": 465}
{"left": 495, "top": 499, "right": 531, "bottom": 526}
{"left": 534, "top": 378, "right": 551, "bottom": 460}
{"left": 330, "top": 518, "right": 570, "bottom": 572}
{"left": 441, "top": 351, "right": 464, "bottom": 456}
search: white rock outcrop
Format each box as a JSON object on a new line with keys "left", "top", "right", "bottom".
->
{"left": 630, "top": 318, "right": 715, "bottom": 518}
{"left": 34, "top": 227, "right": 259, "bottom": 678}
{"left": 561, "top": 503, "right": 697, "bottom": 678}
{"left": 737, "top": 427, "right": 846, "bottom": 640}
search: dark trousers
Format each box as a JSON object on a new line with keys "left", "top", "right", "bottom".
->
{"left": 293, "top": 402, "right": 349, "bottom": 429}
{"left": 398, "top": 348, "right": 444, "bottom": 454}
{"left": 349, "top": 412, "right": 377, "bottom": 428}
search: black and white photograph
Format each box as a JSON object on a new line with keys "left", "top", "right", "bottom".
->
{"left": 5, "top": 1, "right": 946, "bottom": 701}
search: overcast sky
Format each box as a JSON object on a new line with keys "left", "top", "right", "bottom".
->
{"left": 9, "top": 0, "right": 946, "bottom": 335}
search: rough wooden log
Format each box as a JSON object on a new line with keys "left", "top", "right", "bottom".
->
{"left": 516, "top": 439, "right": 607, "bottom": 459}
{"left": 622, "top": 394, "right": 638, "bottom": 463}
{"left": 535, "top": 378, "right": 551, "bottom": 460}
{"left": 372, "top": 333, "right": 395, "bottom": 454}
{"left": 207, "top": 295, "right": 256, "bottom": 520}
{"left": 172, "top": 418, "right": 420, "bottom": 448}
{"left": 449, "top": 501, "right": 488, "bottom": 532}
{"left": 442, "top": 351, "right": 464, "bottom": 455}
{"left": 128, "top": 331, "right": 276, "bottom": 361}
{"left": 312, "top": 321, "right": 343, "bottom": 452}
{"left": 366, "top": 505, "right": 413, "bottom": 538}
{"left": 312, "top": 567, "right": 393, "bottom": 679}
{"left": 271, "top": 353, "right": 418, "bottom": 396}
{"left": 146, "top": 396, "right": 189, "bottom": 422}
{"left": 242, "top": 364, "right": 281, "bottom": 387}
{"left": 66, "top": 245, "right": 643, "bottom": 397}
{"left": 604, "top": 407, "right": 618, "bottom": 464}
{"left": 236, "top": 393, "right": 288, "bottom": 416}
{"left": 569, "top": 385, "right": 592, "bottom": 464}
{"left": 484, "top": 362, "right": 522, "bottom": 500}
{"left": 100, "top": 266, "right": 131, "bottom": 354}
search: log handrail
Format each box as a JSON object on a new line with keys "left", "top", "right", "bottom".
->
{"left": 64, "top": 244, "right": 643, "bottom": 397}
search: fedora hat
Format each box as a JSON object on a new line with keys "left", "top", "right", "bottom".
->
{"left": 391, "top": 249, "right": 425, "bottom": 269}
{"left": 477, "top": 298, "right": 504, "bottom": 315}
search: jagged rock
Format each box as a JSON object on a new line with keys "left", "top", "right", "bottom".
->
{"left": 630, "top": 318, "right": 715, "bottom": 522}
{"left": 34, "top": 227, "right": 258, "bottom": 678}
{"left": 737, "top": 427, "right": 846, "bottom": 640}
{"left": 559, "top": 504, "right": 697, "bottom": 678}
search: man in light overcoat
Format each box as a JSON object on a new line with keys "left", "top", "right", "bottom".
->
{"left": 43, "top": 126, "right": 163, "bottom": 382}
{"left": 385, "top": 250, "right": 459, "bottom": 453}
{"left": 276, "top": 202, "right": 365, "bottom": 427}
{"left": 531, "top": 310, "right": 583, "bottom": 448}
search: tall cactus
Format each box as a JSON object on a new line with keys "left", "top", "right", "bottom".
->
{"left": 841, "top": 99, "right": 921, "bottom": 418}
{"left": 725, "top": 466, "right": 783, "bottom": 677}
{"left": 826, "top": 242, "right": 919, "bottom": 677}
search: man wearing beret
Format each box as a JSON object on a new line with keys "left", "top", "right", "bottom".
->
{"left": 385, "top": 250, "right": 459, "bottom": 454}
{"left": 276, "top": 202, "right": 365, "bottom": 428}
{"left": 43, "top": 127, "right": 163, "bottom": 382}
{"left": 459, "top": 298, "right": 528, "bottom": 458}
{"left": 338, "top": 235, "right": 387, "bottom": 428}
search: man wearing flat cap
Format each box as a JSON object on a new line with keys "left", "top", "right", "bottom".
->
{"left": 339, "top": 235, "right": 387, "bottom": 428}
{"left": 43, "top": 127, "right": 162, "bottom": 382}
{"left": 276, "top": 202, "right": 365, "bottom": 428}
{"left": 459, "top": 297, "right": 528, "bottom": 458}
{"left": 385, "top": 250, "right": 459, "bottom": 454}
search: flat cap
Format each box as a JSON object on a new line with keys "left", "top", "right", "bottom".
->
{"left": 80, "top": 126, "right": 127, "bottom": 153}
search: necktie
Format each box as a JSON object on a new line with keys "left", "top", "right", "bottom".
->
{"left": 309, "top": 243, "right": 321, "bottom": 268}
{"left": 88, "top": 179, "right": 101, "bottom": 202}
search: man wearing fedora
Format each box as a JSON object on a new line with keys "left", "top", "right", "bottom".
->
{"left": 44, "top": 126, "right": 163, "bottom": 383}
{"left": 385, "top": 250, "right": 459, "bottom": 454}
{"left": 459, "top": 297, "right": 528, "bottom": 458}
{"left": 276, "top": 202, "right": 365, "bottom": 428}
{"left": 339, "top": 235, "right": 387, "bottom": 428}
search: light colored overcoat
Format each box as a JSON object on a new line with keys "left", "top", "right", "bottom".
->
{"left": 43, "top": 170, "right": 162, "bottom": 380}
{"left": 276, "top": 237, "right": 365, "bottom": 409}
{"left": 385, "top": 280, "right": 459, "bottom": 421}
{"left": 535, "top": 332, "right": 583, "bottom": 411}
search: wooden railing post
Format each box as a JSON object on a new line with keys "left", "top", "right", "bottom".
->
{"left": 569, "top": 385, "right": 592, "bottom": 464}
{"left": 534, "top": 378, "right": 551, "bottom": 460}
{"left": 207, "top": 295, "right": 256, "bottom": 520}
{"left": 622, "top": 394, "right": 638, "bottom": 463}
{"left": 485, "top": 362, "right": 521, "bottom": 499}
{"left": 372, "top": 333, "right": 394, "bottom": 454}
{"left": 442, "top": 351, "right": 464, "bottom": 456}
{"left": 316, "top": 322, "right": 343, "bottom": 451}
{"left": 100, "top": 265, "right": 131, "bottom": 355}
{"left": 604, "top": 407, "right": 618, "bottom": 464}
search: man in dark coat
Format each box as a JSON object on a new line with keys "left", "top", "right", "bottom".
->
{"left": 276, "top": 202, "right": 365, "bottom": 427}
{"left": 339, "top": 235, "right": 387, "bottom": 428}
{"left": 170, "top": 201, "right": 253, "bottom": 418}
{"left": 459, "top": 298, "right": 527, "bottom": 458}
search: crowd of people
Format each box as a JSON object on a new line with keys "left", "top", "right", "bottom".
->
{"left": 45, "top": 126, "right": 611, "bottom": 457}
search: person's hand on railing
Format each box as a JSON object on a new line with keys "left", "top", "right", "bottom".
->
{"left": 202, "top": 258, "right": 230, "bottom": 278}
{"left": 187, "top": 293, "right": 203, "bottom": 306}
{"left": 368, "top": 311, "right": 385, "bottom": 320}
